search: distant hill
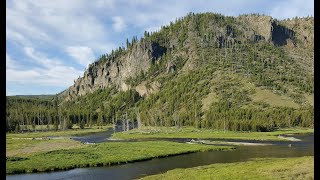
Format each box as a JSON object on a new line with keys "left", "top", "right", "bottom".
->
{"left": 7, "top": 12, "right": 314, "bottom": 132}
{"left": 9, "top": 95, "right": 55, "bottom": 100}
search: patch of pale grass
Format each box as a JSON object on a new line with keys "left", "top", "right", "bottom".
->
{"left": 6, "top": 139, "right": 83, "bottom": 157}
{"left": 140, "top": 156, "right": 314, "bottom": 180}
{"left": 251, "top": 88, "right": 299, "bottom": 108}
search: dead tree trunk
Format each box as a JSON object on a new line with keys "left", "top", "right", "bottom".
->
{"left": 126, "top": 112, "right": 129, "bottom": 131}
{"left": 112, "top": 116, "right": 116, "bottom": 134}
{"left": 136, "top": 109, "right": 141, "bottom": 129}
{"left": 122, "top": 116, "right": 125, "bottom": 132}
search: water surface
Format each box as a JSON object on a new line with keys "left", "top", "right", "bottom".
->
{"left": 7, "top": 133, "right": 313, "bottom": 180}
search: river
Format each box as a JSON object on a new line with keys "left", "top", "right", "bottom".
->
{"left": 7, "top": 129, "right": 313, "bottom": 180}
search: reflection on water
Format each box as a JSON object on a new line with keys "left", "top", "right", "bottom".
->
{"left": 70, "top": 128, "right": 114, "bottom": 143}
{"left": 7, "top": 133, "right": 313, "bottom": 180}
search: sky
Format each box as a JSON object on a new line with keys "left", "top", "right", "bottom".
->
{"left": 6, "top": 0, "right": 314, "bottom": 95}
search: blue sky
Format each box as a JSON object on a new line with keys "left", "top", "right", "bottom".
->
{"left": 6, "top": 0, "right": 314, "bottom": 95}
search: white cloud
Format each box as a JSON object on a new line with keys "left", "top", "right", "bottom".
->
{"left": 65, "top": 46, "right": 96, "bottom": 67}
{"left": 6, "top": 0, "right": 110, "bottom": 53}
{"left": 145, "top": 26, "right": 161, "bottom": 34}
{"left": 6, "top": 69, "right": 41, "bottom": 82}
{"left": 6, "top": 7, "right": 51, "bottom": 43}
{"left": 6, "top": 53, "right": 16, "bottom": 69}
{"left": 94, "top": 0, "right": 116, "bottom": 9}
{"left": 6, "top": 0, "right": 314, "bottom": 95}
{"left": 270, "top": 0, "right": 313, "bottom": 19}
{"left": 7, "top": 67, "right": 81, "bottom": 87}
{"left": 6, "top": 91, "right": 15, "bottom": 96}
{"left": 24, "top": 47, "right": 63, "bottom": 69}
{"left": 6, "top": 28, "right": 31, "bottom": 46}
{"left": 92, "top": 43, "right": 118, "bottom": 55}
{"left": 6, "top": 49, "right": 83, "bottom": 87}
{"left": 112, "top": 16, "right": 127, "bottom": 32}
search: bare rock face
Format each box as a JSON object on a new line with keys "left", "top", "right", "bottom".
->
{"left": 236, "top": 15, "right": 310, "bottom": 48}
{"left": 59, "top": 39, "right": 166, "bottom": 101}
{"left": 58, "top": 14, "right": 313, "bottom": 102}
{"left": 280, "top": 17, "right": 314, "bottom": 48}
{"left": 237, "top": 15, "right": 273, "bottom": 42}
{"left": 166, "top": 61, "right": 176, "bottom": 73}
{"left": 135, "top": 81, "right": 161, "bottom": 97}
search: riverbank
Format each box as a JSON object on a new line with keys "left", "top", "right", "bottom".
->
{"left": 6, "top": 126, "right": 111, "bottom": 157}
{"left": 6, "top": 125, "right": 111, "bottom": 139}
{"left": 140, "top": 156, "right": 314, "bottom": 180}
{"left": 187, "top": 139, "right": 273, "bottom": 146}
{"left": 112, "top": 127, "right": 314, "bottom": 141}
{"left": 6, "top": 141, "right": 234, "bottom": 174}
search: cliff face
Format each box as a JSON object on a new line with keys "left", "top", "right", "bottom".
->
{"left": 58, "top": 13, "right": 313, "bottom": 101}
{"left": 59, "top": 40, "right": 166, "bottom": 101}
{"left": 237, "top": 15, "right": 273, "bottom": 42}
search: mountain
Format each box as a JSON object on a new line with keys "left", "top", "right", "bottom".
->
{"left": 58, "top": 13, "right": 313, "bottom": 101}
{"left": 7, "top": 13, "right": 314, "bottom": 132}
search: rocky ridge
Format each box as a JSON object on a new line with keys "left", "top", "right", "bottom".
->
{"left": 58, "top": 14, "right": 313, "bottom": 101}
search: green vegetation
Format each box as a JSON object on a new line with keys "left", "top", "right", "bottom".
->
{"left": 6, "top": 141, "right": 233, "bottom": 174}
{"left": 6, "top": 126, "right": 110, "bottom": 157}
{"left": 6, "top": 138, "right": 83, "bottom": 157}
{"left": 6, "top": 89, "right": 139, "bottom": 132}
{"left": 5, "top": 12, "right": 313, "bottom": 180}
{"left": 6, "top": 125, "right": 110, "bottom": 138}
{"left": 140, "top": 156, "right": 314, "bottom": 180}
{"left": 6, "top": 13, "right": 314, "bottom": 133}
{"left": 113, "top": 127, "right": 314, "bottom": 141}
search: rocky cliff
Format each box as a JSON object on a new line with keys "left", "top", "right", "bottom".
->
{"left": 59, "top": 39, "right": 166, "bottom": 101}
{"left": 58, "top": 13, "right": 313, "bottom": 101}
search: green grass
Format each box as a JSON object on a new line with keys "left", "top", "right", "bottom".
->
{"left": 6, "top": 141, "right": 233, "bottom": 174}
{"left": 112, "top": 127, "right": 314, "bottom": 141}
{"left": 6, "top": 138, "right": 84, "bottom": 157}
{"left": 18, "top": 124, "right": 93, "bottom": 131}
{"left": 251, "top": 87, "right": 299, "bottom": 108}
{"left": 140, "top": 156, "right": 314, "bottom": 180}
{"left": 304, "top": 93, "right": 314, "bottom": 106}
{"left": 201, "top": 91, "right": 218, "bottom": 112}
{"left": 6, "top": 126, "right": 110, "bottom": 157}
{"left": 6, "top": 125, "right": 110, "bottom": 138}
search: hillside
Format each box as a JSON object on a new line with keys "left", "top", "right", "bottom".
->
{"left": 8, "top": 95, "right": 55, "bottom": 100}
{"left": 7, "top": 13, "right": 314, "bottom": 132}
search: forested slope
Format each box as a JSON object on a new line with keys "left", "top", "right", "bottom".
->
{"left": 6, "top": 13, "right": 314, "bottom": 132}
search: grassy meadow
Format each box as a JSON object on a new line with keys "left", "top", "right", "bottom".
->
{"left": 6, "top": 141, "right": 233, "bottom": 174}
{"left": 7, "top": 125, "right": 110, "bottom": 138}
{"left": 6, "top": 138, "right": 83, "bottom": 157}
{"left": 6, "top": 126, "right": 313, "bottom": 175}
{"left": 140, "top": 156, "right": 314, "bottom": 180}
{"left": 112, "top": 126, "right": 314, "bottom": 141}
{"left": 6, "top": 125, "right": 110, "bottom": 160}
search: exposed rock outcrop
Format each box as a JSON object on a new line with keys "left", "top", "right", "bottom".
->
{"left": 59, "top": 40, "right": 166, "bottom": 101}
{"left": 237, "top": 15, "right": 273, "bottom": 42}
{"left": 135, "top": 81, "right": 161, "bottom": 97}
{"left": 58, "top": 14, "right": 313, "bottom": 102}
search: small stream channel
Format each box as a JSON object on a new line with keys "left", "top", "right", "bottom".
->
{"left": 7, "top": 128, "right": 314, "bottom": 180}
{"left": 70, "top": 128, "right": 115, "bottom": 143}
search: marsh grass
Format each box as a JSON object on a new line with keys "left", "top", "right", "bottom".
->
{"left": 140, "top": 156, "right": 314, "bottom": 180}
{"left": 113, "top": 127, "right": 314, "bottom": 141}
{"left": 6, "top": 125, "right": 110, "bottom": 138}
{"left": 6, "top": 138, "right": 83, "bottom": 157}
{"left": 6, "top": 126, "right": 110, "bottom": 158}
{"left": 250, "top": 87, "right": 300, "bottom": 108}
{"left": 6, "top": 141, "right": 233, "bottom": 174}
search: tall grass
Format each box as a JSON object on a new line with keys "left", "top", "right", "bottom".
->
{"left": 140, "top": 156, "right": 314, "bottom": 180}
{"left": 6, "top": 125, "right": 111, "bottom": 138}
{"left": 6, "top": 141, "right": 233, "bottom": 174}
{"left": 113, "top": 126, "right": 314, "bottom": 141}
